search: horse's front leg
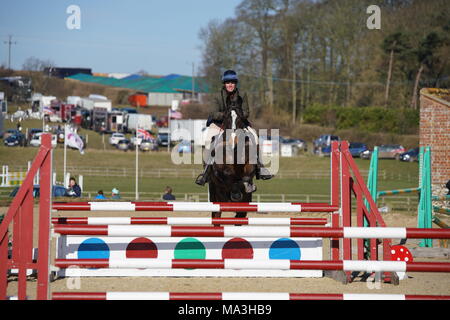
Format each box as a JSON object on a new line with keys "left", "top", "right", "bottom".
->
{"left": 212, "top": 211, "right": 221, "bottom": 227}
{"left": 234, "top": 211, "right": 247, "bottom": 226}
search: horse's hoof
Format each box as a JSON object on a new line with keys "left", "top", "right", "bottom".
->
{"left": 243, "top": 182, "right": 257, "bottom": 193}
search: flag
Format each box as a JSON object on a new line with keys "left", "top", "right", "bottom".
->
{"left": 137, "top": 128, "right": 155, "bottom": 141}
{"left": 65, "top": 126, "right": 85, "bottom": 154}
{"left": 43, "top": 106, "right": 54, "bottom": 115}
{"left": 169, "top": 109, "right": 182, "bottom": 120}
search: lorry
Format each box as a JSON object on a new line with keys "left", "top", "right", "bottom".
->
{"left": 108, "top": 110, "right": 124, "bottom": 132}
{"left": 92, "top": 107, "right": 109, "bottom": 133}
{"left": 0, "top": 92, "right": 7, "bottom": 114}
{"left": 169, "top": 119, "right": 207, "bottom": 145}
{"left": 80, "top": 97, "right": 112, "bottom": 112}
{"left": 31, "top": 94, "right": 57, "bottom": 113}
{"left": 124, "top": 113, "right": 155, "bottom": 133}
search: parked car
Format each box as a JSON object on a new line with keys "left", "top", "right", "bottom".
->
{"left": 109, "top": 133, "right": 125, "bottom": 145}
{"left": 27, "top": 128, "right": 42, "bottom": 143}
{"left": 9, "top": 185, "right": 69, "bottom": 198}
{"left": 361, "top": 144, "right": 406, "bottom": 160}
{"left": 29, "top": 132, "right": 57, "bottom": 148}
{"left": 55, "top": 129, "right": 65, "bottom": 144}
{"left": 116, "top": 139, "right": 131, "bottom": 151}
{"left": 4, "top": 133, "right": 25, "bottom": 147}
{"left": 157, "top": 132, "right": 169, "bottom": 147}
{"left": 313, "top": 135, "right": 340, "bottom": 154}
{"left": 282, "top": 138, "right": 308, "bottom": 152}
{"left": 177, "top": 140, "right": 192, "bottom": 153}
{"left": 3, "top": 129, "right": 21, "bottom": 140}
{"left": 348, "top": 142, "right": 368, "bottom": 158}
{"left": 3, "top": 134, "right": 25, "bottom": 147}
{"left": 320, "top": 145, "right": 332, "bottom": 156}
{"left": 399, "top": 147, "right": 419, "bottom": 162}
{"left": 378, "top": 144, "right": 406, "bottom": 159}
{"left": 140, "top": 139, "right": 158, "bottom": 152}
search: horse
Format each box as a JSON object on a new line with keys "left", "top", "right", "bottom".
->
{"left": 207, "top": 108, "right": 258, "bottom": 222}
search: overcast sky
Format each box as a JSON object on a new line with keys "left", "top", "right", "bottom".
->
{"left": 0, "top": 0, "right": 242, "bottom": 76}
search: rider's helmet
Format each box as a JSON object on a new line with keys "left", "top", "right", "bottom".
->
{"left": 222, "top": 70, "right": 238, "bottom": 83}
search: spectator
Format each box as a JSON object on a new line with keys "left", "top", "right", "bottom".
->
{"left": 111, "top": 188, "right": 121, "bottom": 199}
{"left": 162, "top": 186, "right": 176, "bottom": 201}
{"left": 67, "top": 177, "right": 81, "bottom": 197}
{"left": 94, "top": 190, "right": 108, "bottom": 200}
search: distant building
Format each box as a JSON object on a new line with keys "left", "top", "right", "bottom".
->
{"left": 44, "top": 67, "right": 92, "bottom": 79}
{"left": 67, "top": 73, "right": 209, "bottom": 107}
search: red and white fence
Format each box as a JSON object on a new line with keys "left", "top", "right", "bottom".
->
{"left": 51, "top": 292, "right": 450, "bottom": 300}
{"left": 53, "top": 224, "right": 450, "bottom": 239}
{"left": 52, "top": 201, "right": 338, "bottom": 213}
{"left": 51, "top": 216, "right": 328, "bottom": 226}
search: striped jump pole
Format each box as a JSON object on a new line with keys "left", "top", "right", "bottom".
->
{"left": 52, "top": 201, "right": 339, "bottom": 213}
{"left": 51, "top": 217, "right": 328, "bottom": 226}
{"left": 433, "top": 206, "right": 450, "bottom": 215}
{"left": 377, "top": 187, "right": 421, "bottom": 197}
{"left": 432, "top": 195, "right": 450, "bottom": 201}
{"left": 51, "top": 292, "right": 450, "bottom": 300}
{"left": 53, "top": 225, "right": 450, "bottom": 239}
{"left": 54, "top": 259, "right": 450, "bottom": 273}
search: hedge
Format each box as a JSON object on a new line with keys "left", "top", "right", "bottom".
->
{"left": 302, "top": 105, "right": 419, "bottom": 134}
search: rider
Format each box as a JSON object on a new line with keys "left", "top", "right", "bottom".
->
{"left": 195, "top": 69, "right": 273, "bottom": 186}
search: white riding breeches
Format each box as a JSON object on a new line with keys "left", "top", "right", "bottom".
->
{"left": 203, "top": 123, "right": 259, "bottom": 150}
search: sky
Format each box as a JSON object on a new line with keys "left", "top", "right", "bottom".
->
{"left": 0, "top": 0, "right": 242, "bottom": 76}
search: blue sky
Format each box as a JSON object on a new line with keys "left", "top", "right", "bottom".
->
{"left": 0, "top": 0, "right": 242, "bottom": 76}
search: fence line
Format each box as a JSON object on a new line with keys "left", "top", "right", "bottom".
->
{"left": 4, "top": 166, "right": 416, "bottom": 181}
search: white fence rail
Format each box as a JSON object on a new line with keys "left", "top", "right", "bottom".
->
{"left": 4, "top": 166, "right": 416, "bottom": 182}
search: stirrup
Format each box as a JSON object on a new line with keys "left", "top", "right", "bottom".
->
{"left": 257, "top": 166, "right": 273, "bottom": 180}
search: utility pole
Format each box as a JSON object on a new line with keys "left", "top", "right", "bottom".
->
{"left": 292, "top": 49, "right": 297, "bottom": 124}
{"left": 4, "top": 35, "right": 17, "bottom": 70}
{"left": 192, "top": 62, "right": 195, "bottom": 101}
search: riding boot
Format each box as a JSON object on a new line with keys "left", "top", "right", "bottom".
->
{"left": 255, "top": 148, "right": 273, "bottom": 180}
{"left": 196, "top": 146, "right": 215, "bottom": 186}
{"left": 195, "top": 164, "right": 211, "bottom": 186}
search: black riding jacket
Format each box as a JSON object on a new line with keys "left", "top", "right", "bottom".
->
{"left": 208, "top": 88, "right": 250, "bottom": 126}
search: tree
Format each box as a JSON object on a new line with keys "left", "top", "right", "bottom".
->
{"left": 410, "top": 32, "right": 443, "bottom": 109}
{"left": 381, "top": 32, "right": 410, "bottom": 107}
{"left": 22, "top": 56, "right": 54, "bottom": 71}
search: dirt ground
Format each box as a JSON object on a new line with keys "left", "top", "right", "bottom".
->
{"left": 2, "top": 206, "right": 450, "bottom": 299}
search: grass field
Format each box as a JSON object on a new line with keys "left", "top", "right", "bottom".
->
{"left": 1, "top": 116, "right": 420, "bottom": 205}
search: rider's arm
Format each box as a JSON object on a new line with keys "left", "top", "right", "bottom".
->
{"left": 241, "top": 93, "right": 250, "bottom": 119}
{"left": 210, "top": 95, "right": 224, "bottom": 121}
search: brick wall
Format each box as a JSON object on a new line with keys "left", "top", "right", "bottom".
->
{"left": 419, "top": 88, "right": 450, "bottom": 189}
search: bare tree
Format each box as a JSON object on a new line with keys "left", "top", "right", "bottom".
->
{"left": 22, "top": 56, "right": 55, "bottom": 71}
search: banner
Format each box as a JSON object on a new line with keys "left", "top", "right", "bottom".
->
{"left": 169, "top": 109, "right": 182, "bottom": 120}
{"left": 65, "top": 126, "right": 84, "bottom": 154}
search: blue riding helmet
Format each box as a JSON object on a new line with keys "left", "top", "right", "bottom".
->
{"left": 222, "top": 70, "right": 238, "bottom": 83}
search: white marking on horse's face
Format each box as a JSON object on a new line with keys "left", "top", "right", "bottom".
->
{"left": 231, "top": 110, "right": 237, "bottom": 131}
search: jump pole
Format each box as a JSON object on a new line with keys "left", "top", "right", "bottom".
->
{"left": 51, "top": 217, "right": 328, "bottom": 226}
{"left": 52, "top": 202, "right": 338, "bottom": 213}
{"left": 53, "top": 225, "right": 450, "bottom": 239}
{"left": 52, "top": 292, "right": 450, "bottom": 300}
{"left": 54, "top": 259, "right": 450, "bottom": 273}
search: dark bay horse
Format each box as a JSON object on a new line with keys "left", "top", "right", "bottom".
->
{"left": 207, "top": 109, "right": 258, "bottom": 220}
